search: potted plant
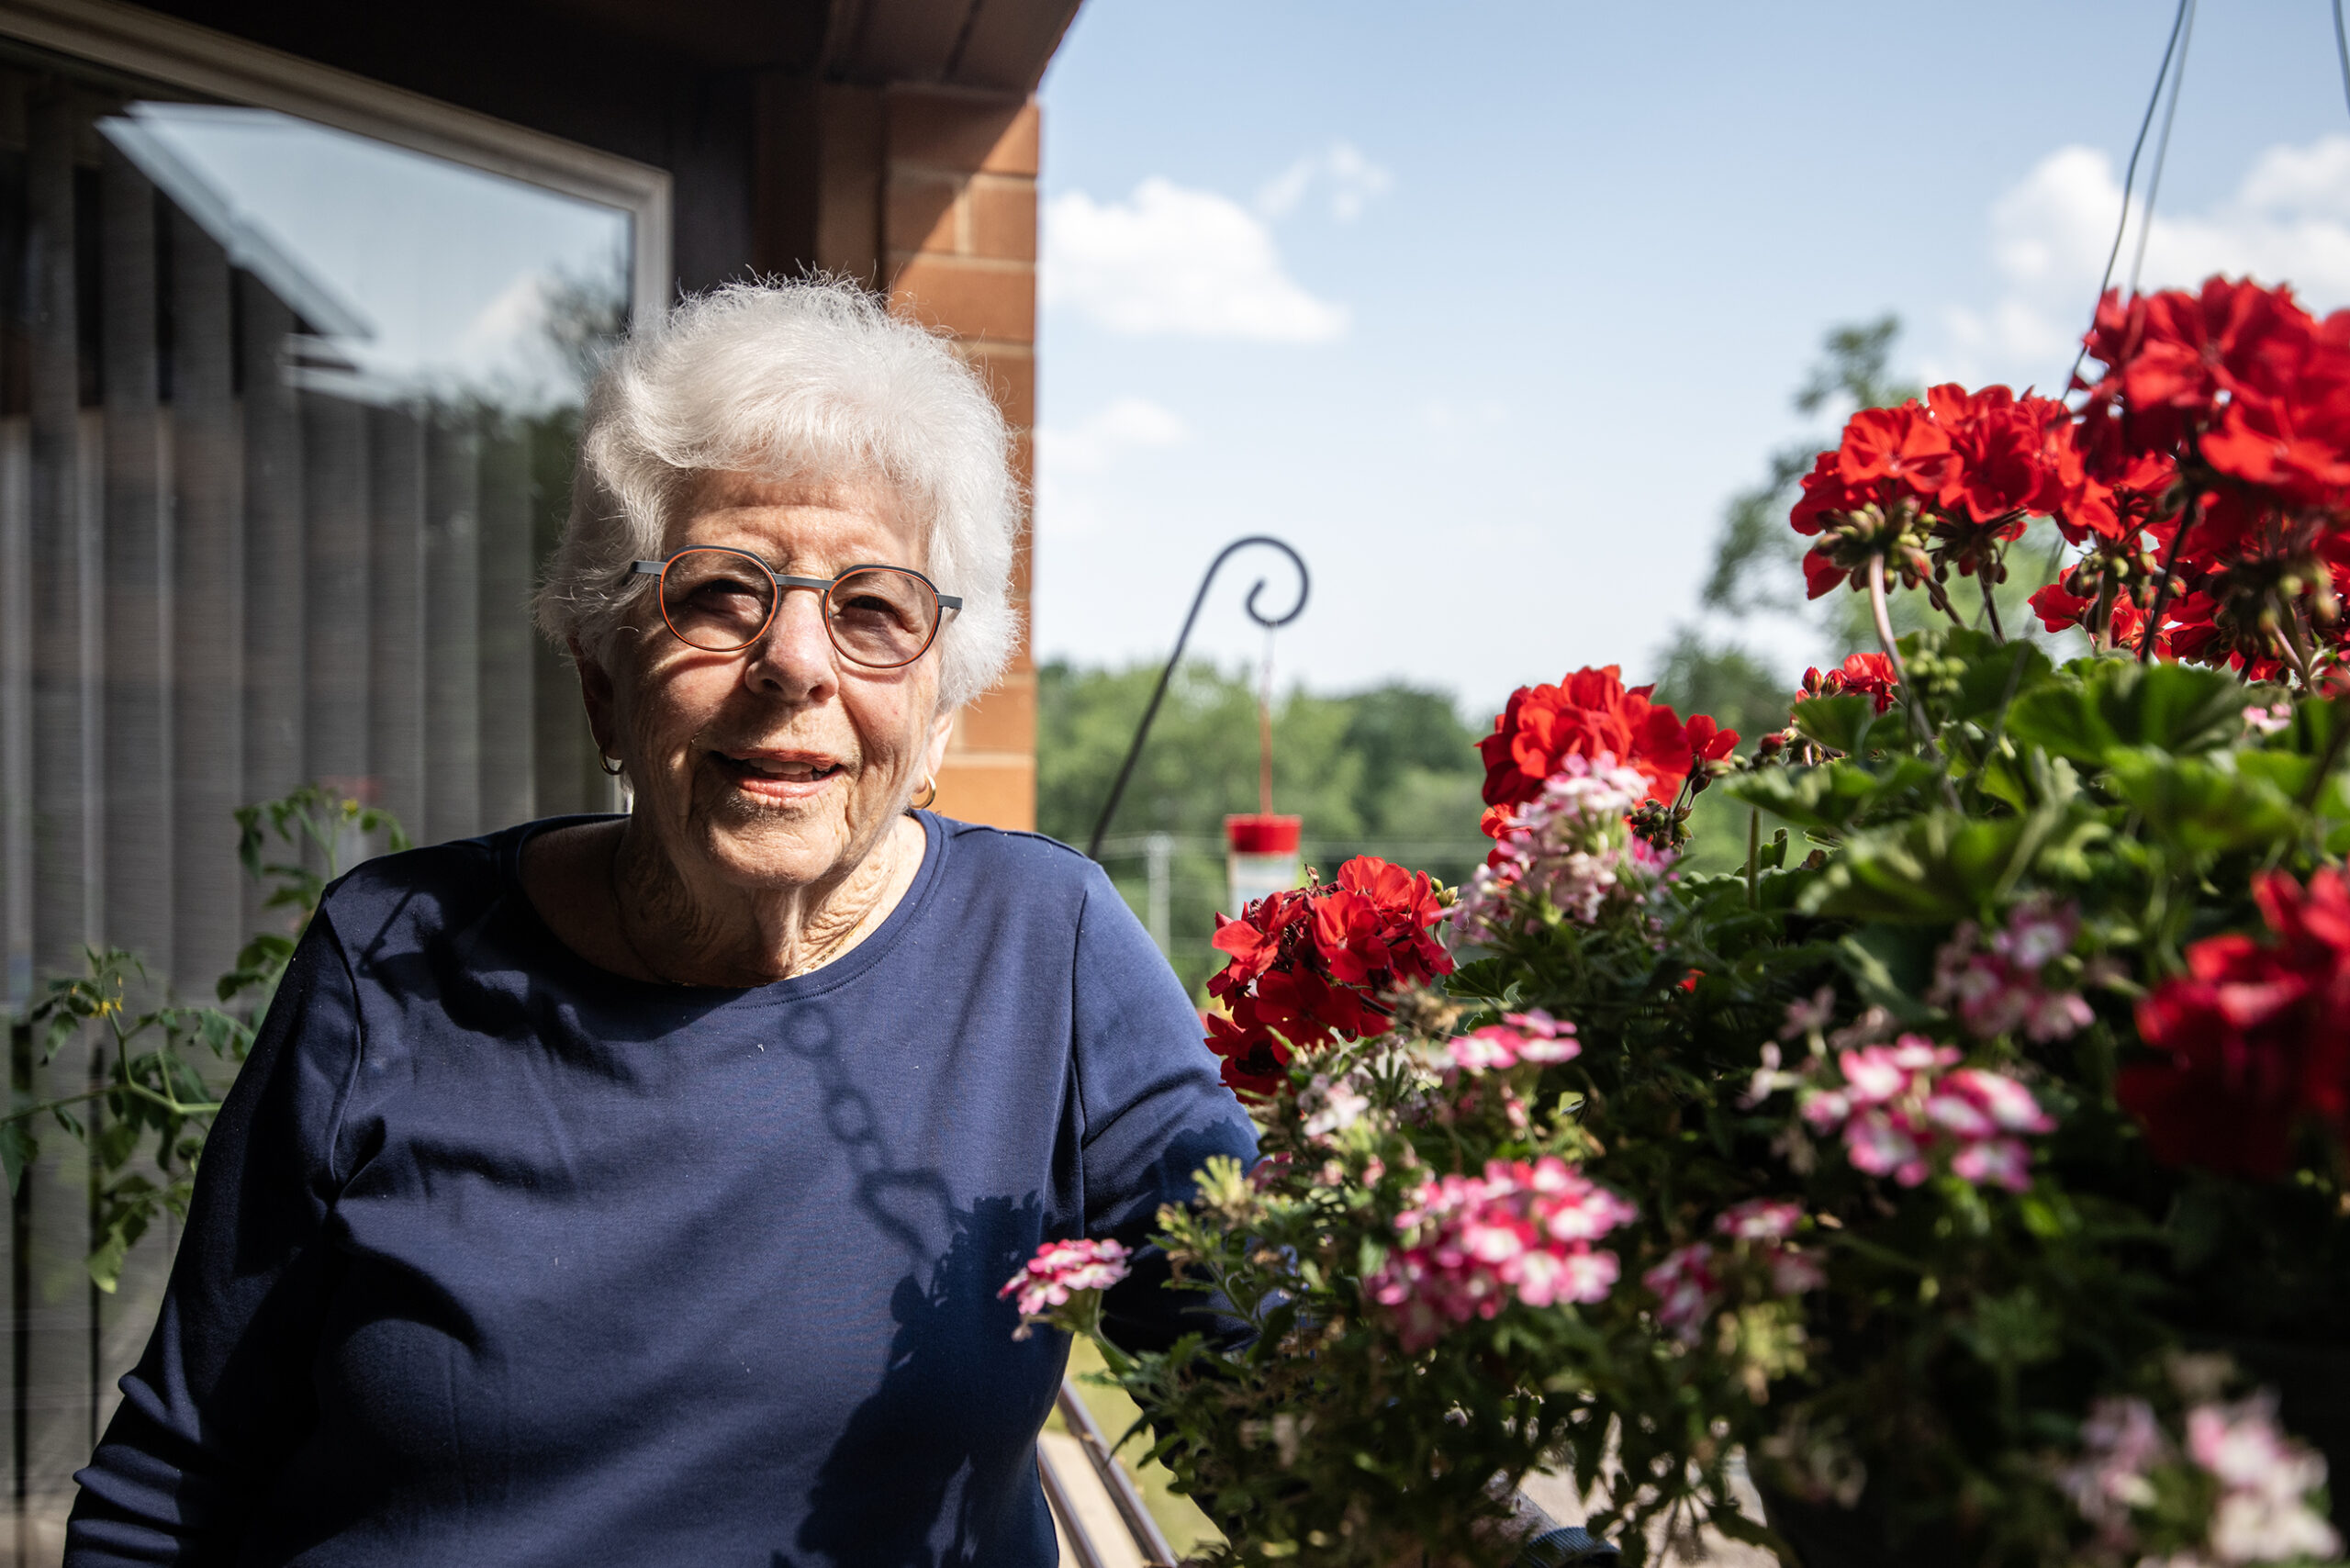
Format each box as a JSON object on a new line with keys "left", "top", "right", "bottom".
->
{"left": 1010, "top": 274, "right": 2350, "bottom": 1568}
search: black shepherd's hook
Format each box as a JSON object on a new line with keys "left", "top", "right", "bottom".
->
{"left": 1084, "top": 535, "right": 1310, "bottom": 860}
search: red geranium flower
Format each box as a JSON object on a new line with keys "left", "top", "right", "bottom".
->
{"left": 2122, "top": 868, "right": 2350, "bottom": 1178}
{"left": 1927, "top": 383, "right": 2077, "bottom": 527}
{"left": 1478, "top": 666, "right": 1733, "bottom": 813}
{"left": 1799, "top": 653, "right": 1900, "bottom": 714}
{"left": 1203, "top": 857, "right": 1455, "bottom": 1097}
{"left": 2026, "top": 582, "right": 2173, "bottom": 658}
{"left": 1836, "top": 403, "right": 1959, "bottom": 497}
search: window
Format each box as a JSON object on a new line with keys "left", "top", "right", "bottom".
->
{"left": 0, "top": 14, "right": 667, "bottom": 1551}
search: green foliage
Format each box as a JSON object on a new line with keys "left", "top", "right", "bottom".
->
{"left": 1036, "top": 660, "right": 1490, "bottom": 991}
{"left": 9, "top": 785, "right": 407, "bottom": 1292}
{"left": 1046, "top": 634, "right": 2350, "bottom": 1567}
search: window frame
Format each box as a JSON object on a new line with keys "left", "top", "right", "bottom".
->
{"left": 0, "top": 0, "right": 673, "bottom": 327}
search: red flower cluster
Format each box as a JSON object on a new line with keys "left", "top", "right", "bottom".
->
{"left": 2123, "top": 868, "right": 2350, "bottom": 1179}
{"left": 1787, "top": 277, "right": 2350, "bottom": 682}
{"left": 1798, "top": 652, "right": 1901, "bottom": 714}
{"left": 1477, "top": 666, "right": 1735, "bottom": 824}
{"left": 1204, "top": 857, "right": 1453, "bottom": 1096}
{"left": 2065, "top": 278, "right": 2350, "bottom": 675}
{"left": 1791, "top": 385, "right": 2085, "bottom": 599}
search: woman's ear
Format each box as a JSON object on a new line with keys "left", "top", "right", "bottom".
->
{"left": 921, "top": 708, "right": 956, "bottom": 787}
{"left": 572, "top": 637, "right": 621, "bottom": 759}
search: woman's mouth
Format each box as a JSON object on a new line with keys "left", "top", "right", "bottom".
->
{"left": 714, "top": 751, "right": 846, "bottom": 799}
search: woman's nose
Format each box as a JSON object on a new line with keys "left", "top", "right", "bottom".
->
{"left": 745, "top": 587, "right": 837, "bottom": 700}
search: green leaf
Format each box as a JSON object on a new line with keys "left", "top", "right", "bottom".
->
{"left": 0, "top": 1120, "right": 36, "bottom": 1195}
{"left": 2103, "top": 749, "right": 2302, "bottom": 856}
{"left": 85, "top": 1230, "right": 128, "bottom": 1294}
{"left": 1788, "top": 694, "right": 1887, "bottom": 756}
{"left": 1951, "top": 636, "right": 2054, "bottom": 725}
{"left": 2004, "top": 659, "right": 2244, "bottom": 767}
{"left": 1799, "top": 812, "right": 2031, "bottom": 923}
{"left": 1836, "top": 927, "right": 1939, "bottom": 1023}
{"left": 1723, "top": 757, "right": 1942, "bottom": 836}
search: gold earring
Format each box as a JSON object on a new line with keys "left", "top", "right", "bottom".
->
{"left": 912, "top": 776, "right": 938, "bottom": 810}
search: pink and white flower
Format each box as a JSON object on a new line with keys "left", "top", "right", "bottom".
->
{"left": 1368, "top": 1156, "right": 1635, "bottom": 1350}
{"left": 1450, "top": 755, "right": 1673, "bottom": 943}
{"left": 1000, "top": 1237, "right": 1132, "bottom": 1329}
{"left": 1642, "top": 1243, "right": 1718, "bottom": 1343}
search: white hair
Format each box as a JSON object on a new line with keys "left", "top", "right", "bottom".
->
{"left": 533, "top": 277, "right": 1021, "bottom": 712}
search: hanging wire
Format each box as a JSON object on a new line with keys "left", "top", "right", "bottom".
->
{"left": 2038, "top": 0, "right": 2199, "bottom": 595}
{"left": 2126, "top": 0, "right": 2198, "bottom": 297}
{"left": 2060, "top": 0, "right": 2197, "bottom": 398}
{"left": 2335, "top": 0, "right": 2350, "bottom": 120}
{"left": 1257, "top": 625, "right": 1277, "bottom": 818}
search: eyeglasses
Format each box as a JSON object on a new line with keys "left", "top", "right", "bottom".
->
{"left": 630, "top": 549, "right": 962, "bottom": 670}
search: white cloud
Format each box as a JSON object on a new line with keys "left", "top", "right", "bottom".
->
{"left": 1043, "top": 177, "right": 1350, "bottom": 342}
{"left": 1037, "top": 397, "right": 1191, "bottom": 476}
{"left": 1034, "top": 397, "right": 1192, "bottom": 542}
{"left": 1942, "top": 136, "right": 2350, "bottom": 385}
{"left": 1257, "top": 140, "right": 1393, "bottom": 221}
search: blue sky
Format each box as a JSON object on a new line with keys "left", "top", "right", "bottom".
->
{"left": 1032, "top": 0, "right": 2350, "bottom": 717}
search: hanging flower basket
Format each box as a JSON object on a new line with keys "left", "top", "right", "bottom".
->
{"left": 1013, "top": 274, "right": 2350, "bottom": 1568}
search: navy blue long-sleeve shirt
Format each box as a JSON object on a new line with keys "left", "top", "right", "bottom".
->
{"left": 65, "top": 812, "right": 1257, "bottom": 1567}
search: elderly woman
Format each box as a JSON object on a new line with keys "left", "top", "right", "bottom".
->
{"left": 64, "top": 281, "right": 1256, "bottom": 1566}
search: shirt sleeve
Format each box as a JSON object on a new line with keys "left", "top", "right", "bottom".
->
{"left": 1067, "top": 864, "right": 1259, "bottom": 1356}
{"left": 64, "top": 912, "right": 364, "bottom": 1566}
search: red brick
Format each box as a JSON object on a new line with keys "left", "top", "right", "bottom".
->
{"left": 953, "top": 672, "right": 1035, "bottom": 753}
{"left": 966, "top": 176, "right": 1036, "bottom": 262}
{"left": 962, "top": 342, "right": 1034, "bottom": 425}
{"left": 889, "top": 255, "right": 1035, "bottom": 342}
{"left": 887, "top": 88, "right": 1038, "bottom": 177}
{"left": 885, "top": 171, "right": 961, "bottom": 255}
{"left": 932, "top": 754, "right": 1034, "bottom": 831}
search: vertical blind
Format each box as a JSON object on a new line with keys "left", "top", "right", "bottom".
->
{"left": 0, "top": 56, "right": 621, "bottom": 1560}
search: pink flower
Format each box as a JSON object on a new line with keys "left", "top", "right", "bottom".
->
{"left": 1446, "top": 1011, "right": 1583, "bottom": 1074}
{"left": 1642, "top": 1244, "right": 1718, "bottom": 1343}
{"left": 1951, "top": 1137, "right": 2033, "bottom": 1192}
{"left": 2059, "top": 1396, "right": 2170, "bottom": 1547}
{"left": 1843, "top": 1110, "right": 1930, "bottom": 1186}
{"left": 1450, "top": 754, "right": 1673, "bottom": 942}
{"left": 1369, "top": 1157, "right": 1634, "bottom": 1350}
{"left": 1993, "top": 897, "right": 2078, "bottom": 969}
{"left": 1781, "top": 985, "right": 1839, "bottom": 1040}
{"left": 1937, "top": 1069, "right": 2057, "bottom": 1134}
{"left": 1000, "top": 1237, "right": 1132, "bottom": 1326}
{"left": 1447, "top": 1030, "right": 1521, "bottom": 1073}
{"left": 1505, "top": 1009, "right": 1582, "bottom": 1063}
{"left": 1715, "top": 1199, "right": 1804, "bottom": 1241}
{"left": 1799, "top": 1086, "right": 1853, "bottom": 1131}
{"left": 1709, "top": 1199, "right": 1826, "bottom": 1298}
{"left": 1767, "top": 1247, "right": 1827, "bottom": 1294}
{"left": 2024, "top": 990, "right": 2096, "bottom": 1042}
{"left": 2243, "top": 700, "right": 2294, "bottom": 738}
{"left": 1838, "top": 1045, "right": 1915, "bottom": 1106}
{"left": 1931, "top": 902, "right": 2093, "bottom": 1042}
{"left": 2187, "top": 1394, "right": 2342, "bottom": 1564}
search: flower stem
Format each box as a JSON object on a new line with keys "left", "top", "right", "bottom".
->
{"left": 1870, "top": 555, "right": 1963, "bottom": 811}
{"left": 1977, "top": 564, "right": 2007, "bottom": 644}
{"left": 1746, "top": 808, "right": 1760, "bottom": 909}
{"left": 2139, "top": 490, "right": 2200, "bottom": 662}
{"left": 2273, "top": 592, "right": 2317, "bottom": 690}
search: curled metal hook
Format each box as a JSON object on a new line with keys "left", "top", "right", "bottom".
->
{"left": 1084, "top": 535, "right": 1312, "bottom": 859}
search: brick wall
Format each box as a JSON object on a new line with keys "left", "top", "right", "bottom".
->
{"left": 755, "top": 80, "right": 1040, "bottom": 832}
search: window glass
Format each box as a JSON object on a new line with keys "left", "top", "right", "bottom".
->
{"left": 0, "top": 47, "right": 633, "bottom": 1553}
